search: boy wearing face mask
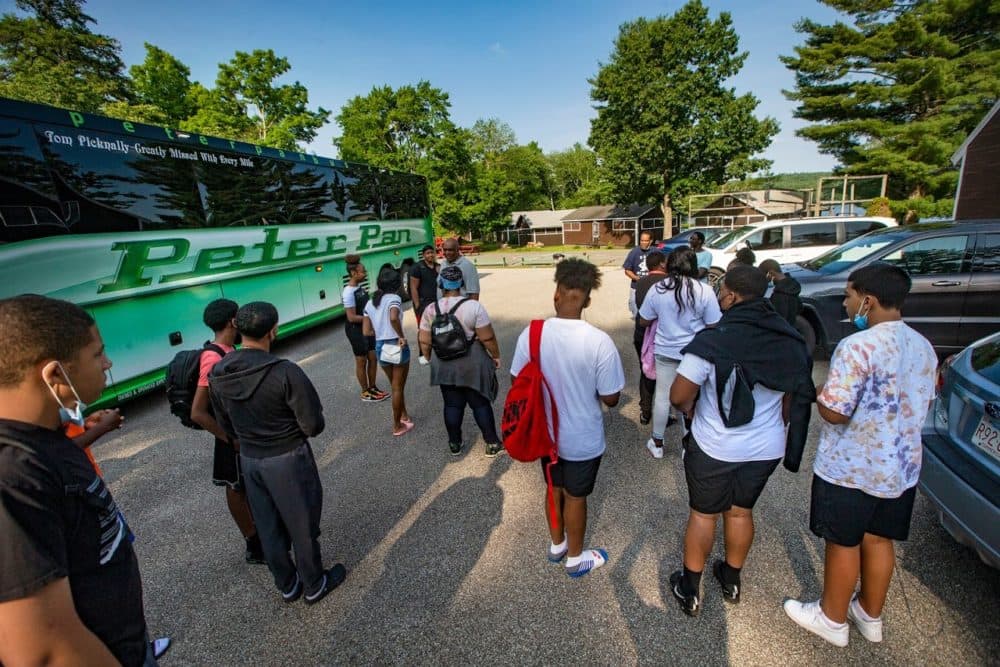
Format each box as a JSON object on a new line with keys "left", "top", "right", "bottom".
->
{"left": 0, "top": 295, "right": 154, "bottom": 666}
{"left": 784, "top": 262, "right": 936, "bottom": 647}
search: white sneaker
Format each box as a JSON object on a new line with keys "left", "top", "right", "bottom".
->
{"left": 645, "top": 438, "right": 664, "bottom": 459}
{"left": 848, "top": 594, "right": 883, "bottom": 642}
{"left": 783, "top": 599, "right": 849, "bottom": 647}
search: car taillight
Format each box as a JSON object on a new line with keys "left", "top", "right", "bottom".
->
{"left": 936, "top": 354, "right": 956, "bottom": 396}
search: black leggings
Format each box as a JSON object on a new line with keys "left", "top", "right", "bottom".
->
{"left": 440, "top": 384, "right": 500, "bottom": 445}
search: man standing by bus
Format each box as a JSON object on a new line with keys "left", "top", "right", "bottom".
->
{"left": 210, "top": 302, "right": 346, "bottom": 605}
{"left": 190, "top": 298, "right": 265, "bottom": 565}
{"left": 440, "top": 238, "right": 480, "bottom": 300}
{"left": 409, "top": 244, "right": 440, "bottom": 325}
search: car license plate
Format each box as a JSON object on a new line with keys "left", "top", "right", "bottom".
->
{"left": 971, "top": 414, "right": 1000, "bottom": 463}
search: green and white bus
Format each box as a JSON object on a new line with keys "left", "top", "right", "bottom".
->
{"left": 0, "top": 98, "right": 431, "bottom": 407}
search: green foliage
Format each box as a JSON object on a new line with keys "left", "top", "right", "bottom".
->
{"left": 782, "top": 0, "right": 1000, "bottom": 199}
{"left": 213, "top": 49, "right": 329, "bottom": 150}
{"left": 722, "top": 171, "right": 833, "bottom": 193}
{"left": 545, "top": 143, "right": 613, "bottom": 208}
{"left": 0, "top": 0, "right": 131, "bottom": 111}
{"left": 129, "top": 43, "right": 196, "bottom": 125}
{"left": 589, "top": 0, "right": 778, "bottom": 215}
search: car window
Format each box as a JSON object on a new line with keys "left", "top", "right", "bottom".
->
{"left": 746, "top": 227, "right": 783, "bottom": 250}
{"left": 845, "top": 220, "right": 887, "bottom": 240}
{"left": 881, "top": 235, "right": 969, "bottom": 275}
{"left": 971, "top": 338, "right": 1000, "bottom": 385}
{"left": 972, "top": 233, "right": 1000, "bottom": 273}
{"left": 790, "top": 222, "right": 838, "bottom": 247}
{"left": 708, "top": 225, "right": 754, "bottom": 248}
{"left": 803, "top": 233, "right": 904, "bottom": 274}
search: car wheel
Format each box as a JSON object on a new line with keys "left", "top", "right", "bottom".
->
{"left": 794, "top": 315, "right": 817, "bottom": 357}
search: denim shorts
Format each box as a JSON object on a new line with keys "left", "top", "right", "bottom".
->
{"left": 375, "top": 338, "right": 411, "bottom": 366}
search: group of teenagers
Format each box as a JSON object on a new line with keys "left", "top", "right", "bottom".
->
{"left": 619, "top": 232, "right": 936, "bottom": 648}
{"left": 0, "top": 236, "right": 936, "bottom": 665}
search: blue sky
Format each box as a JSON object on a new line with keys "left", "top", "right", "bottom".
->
{"left": 16, "top": 0, "right": 844, "bottom": 173}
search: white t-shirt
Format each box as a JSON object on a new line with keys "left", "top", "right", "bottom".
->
{"left": 638, "top": 279, "right": 722, "bottom": 359}
{"left": 342, "top": 283, "right": 362, "bottom": 309}
{"left": 676, "top": 353, "right": 786, "bottom": 462}
{"left": 510, "top": 318, "right": 625, "bottom": 461}
{"left": 419, "top": 296, "right": 490, "bottom": 338}
{"left": 363, "top": 293, "right": 403, "bottom": 341}
{"left": 815, "top": 321, "right": 936, "bottom": 498}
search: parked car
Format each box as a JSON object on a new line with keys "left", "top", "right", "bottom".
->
{"left": 787, "top": 220, "right": 1000, "bottom": 355}
{"left": 920, "top": 330, "right": 1000, "bottom": 569}
{"left": 704, "top": 216, "right": 897, "bottom": 281}
{"left": 655, "top": 226, "right": 728, "bottom": 252}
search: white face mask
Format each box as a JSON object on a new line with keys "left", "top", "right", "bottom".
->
{"left": 46, "top": 361, "right": 87, "bottom": 426}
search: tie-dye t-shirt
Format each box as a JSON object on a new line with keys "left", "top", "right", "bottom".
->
{"left": 815, "top": 321, "right": 936, "bottom": 498}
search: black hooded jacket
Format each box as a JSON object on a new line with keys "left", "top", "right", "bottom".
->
{"left": 769, "top": 273, "right": 802, "bottom": 326}
{"left": 681, "top": 298, "right": 815, "bottom": 472}
{"left": 209, "top": 348, "right": 324, "bottom": 459}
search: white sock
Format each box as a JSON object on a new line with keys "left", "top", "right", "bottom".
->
{"left": 853, "top": 597, "right": 878, "bottom": 621}
{"left": 565, "top": 553, "right": 583, "bottom": 567}
{"left": 550, "top": 538, "right": 567, "bottom": 555}
{"left": 820, "top": 606, "right": 848, "bottom": 629}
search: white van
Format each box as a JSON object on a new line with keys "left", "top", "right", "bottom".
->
{"left": 705, "top": 216, "right": 898, "bottom": 275}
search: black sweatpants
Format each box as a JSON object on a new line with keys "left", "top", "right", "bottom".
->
{"left": 241, "top": 443, "right": 325, "bottom": 595}
{"left": 440, "top": 384, "right": 500, "bottom": 445}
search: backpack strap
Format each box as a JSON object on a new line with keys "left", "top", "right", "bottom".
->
{"left": 203, "top": 342, "right": 226, "bottom": 357}
{"left": 529, "top": 319, "right": 543, "bottom": 363}
{"left": 449, "top": 298, "right": 476, "bottom": 342}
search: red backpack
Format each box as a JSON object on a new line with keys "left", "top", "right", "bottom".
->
{"left": 502, "top": 319, "right": 560, "bottom": 525}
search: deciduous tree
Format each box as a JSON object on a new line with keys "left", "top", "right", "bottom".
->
{"left": 589, "top": 0, "right": 778, "bottom": 222}
{"left": 782, "top": 0, "right": 1000, "bottom": 199}
{"left": 129, "top": 43, "right": 196, "bottom": 125}
{"left": 0, "top": 0, "right": 130, "bottom": 111}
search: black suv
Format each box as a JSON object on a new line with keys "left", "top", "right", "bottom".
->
{"left": 785, "top": 221, "right": 1000, "bottom": 355}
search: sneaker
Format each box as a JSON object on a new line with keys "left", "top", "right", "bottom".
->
{"left": 304, "top": 564, "right": 347, "bottom": 606}
{"left": 645, "top": 438, "right": 664, "bottom": 459}
{"left": 669, "top": 570, "right": 701, "bottom": 617}
{"left": 245, "top": 546, "right": 267, "bottom": 565}
{"left": 150, "top": 637, "right": 172, "bottom": 659}
{"left": 360, "top": 389, "right": 377, "bottom": 402}
{"left": 548, "top": 541, "right": 568, "bottom": 563}
{"left": 639, "top": 412, "right": 651, "bottom": 425}
{"left": 565, "top": 548, "right": 608, "bottom": 578}
{"left": 783, "top": 599, "right": 849, "bottom": 647}
{"left": 371, "top": 386, "right": 390, "bottom": 401}
{"left": 281, "top": 574, "right": 302, "bottom": 604}
{"left": 847, "top": 594, "right": 883, "bottom": 643}
{"left": 712, "top": 560, "right": 740, "bottom": 603}
{"left": 448, "top": 441, "right": 462, "bottom": 456}
{"left": 484, "top": 442, "right": 504, "bottom": 458}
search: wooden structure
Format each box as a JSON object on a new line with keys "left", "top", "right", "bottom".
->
{"left": 503, "top": 209, "right": 573, "bottom": 246}
{"left": 560, "top": 204, "right": 663, "bottom": 247}
{"left": 689, "top": 190, "right": 807, "bottom": 227}
{"left": 952, "top": 100, "right": 1000, "bottom": 220}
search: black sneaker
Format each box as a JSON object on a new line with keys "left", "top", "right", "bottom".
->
{"left": 639, "top": 412, "right": 651, "bottom": 425}
{"left": 304, "top": 564, "right": 347, "bottom": 606}
{"left": 245, "top": 536, "right": 266, "bottom": 564}
{"left": 713, "top": 560, "right": 740, "bottom": 604}
{"left": 484, "top": 442, "right": 504, "bottom": 458}
{"left": 448, "top": 441, "right": 462, "bottom": 456}
{"left": 281, "top": 574, "right": 302, "bottom": 604}
{"left": 669, "top": 570, "right": 701, "bottom": 617}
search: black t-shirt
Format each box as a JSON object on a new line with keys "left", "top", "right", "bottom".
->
{"left": 0, "top": 419, "right": 148, "bottom": 666}
{"left": 411, "top": 261, "right": 439, "bottom": 307}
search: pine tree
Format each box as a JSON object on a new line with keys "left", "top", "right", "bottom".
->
{"left": 782, "top": 0, "right": 1000, "bottom": 199}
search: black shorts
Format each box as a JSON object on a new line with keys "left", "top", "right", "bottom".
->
{"left": 345, "top": 323, "right": 375, "bottom": 357}
{"left": 809, "top": 475, "right": 917, "bottom": 546}
{"left": 683, "top": 434, "right": 780, "bottom": 514}
{"left": 540, "top": 455, "right": 602, "bottom": 497}
{"left": 212, "top": 437, "right": 243, "bottom": 490}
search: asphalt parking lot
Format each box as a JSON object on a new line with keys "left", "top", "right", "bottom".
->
{"left": 94, "top": 267, "right": 999, "bottom": 666}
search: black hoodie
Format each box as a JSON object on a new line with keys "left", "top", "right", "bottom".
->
{"left": 681, "top": 298, "right": 815, "bottom": 472}
{"left": 769, "top": 273, "right": 802, "bottom": 326}
{"left": 209, "top": 348, "right": 324, "bottom": 459}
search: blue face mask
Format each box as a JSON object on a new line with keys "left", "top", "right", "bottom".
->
{"left": 45, "top": 361, "right": 87, "bottom": 426}
{"left": 853, "top": 301, "right": 871, "bottom": 331}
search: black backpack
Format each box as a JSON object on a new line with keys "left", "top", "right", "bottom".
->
{"left": 430, "top": 298, "right": 474, "bottom": 360}
{"left": 165, "top": 342, "right": 226, "bottom": 429}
